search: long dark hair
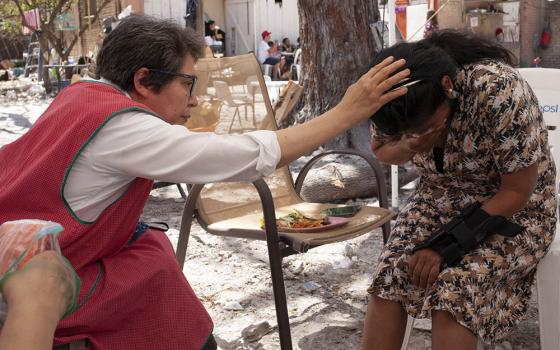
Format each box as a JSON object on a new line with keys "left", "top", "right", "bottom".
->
{"left": 370, "top": 30, "right": 515, "bottom": 138}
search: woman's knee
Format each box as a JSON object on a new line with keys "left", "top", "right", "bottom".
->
{"left": 368, "top": 295, "right": 406, "bottom": 315}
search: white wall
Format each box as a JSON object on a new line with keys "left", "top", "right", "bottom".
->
{"left": 254, "top": 0, "right": 299, "bottom": 46}
{"left": 143, "top": 0, "right": 186, "bottom": 26}
{"left": 225, "top": 0, "right": 299, "bottom": 55}
{"left": 204, "top": 0, "right": 226, "bottom": 29}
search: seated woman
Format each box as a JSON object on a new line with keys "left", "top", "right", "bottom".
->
{"left": 363, "top": 30, "right": 556, "bottom": 350}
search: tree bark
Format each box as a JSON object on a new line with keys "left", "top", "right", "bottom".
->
{"left": 294, "top": 2, "right": 419, "bottom": 202}
{"left": 297, "top": 0, "right": 380, "bottom": 153}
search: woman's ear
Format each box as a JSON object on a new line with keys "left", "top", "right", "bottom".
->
{"left": 441, "top": 75, "right": 458, "bottom": 99}
{"left": 132, "top": 68, "right": 152, "bottom": 98}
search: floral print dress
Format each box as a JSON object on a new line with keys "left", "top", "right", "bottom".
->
{"left": 369, "top": 60, "right": 557, "bottom": 342}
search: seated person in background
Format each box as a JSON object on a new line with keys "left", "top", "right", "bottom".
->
{"left": 0, "top": 252, "right": 72, "bottom": 350}
{"left": 204, "top": 20, "right": 226, "bottom": 54}
{"left": 424, "top": 10, "right": 439, "bottom": 38}
{"left": 280, "top": 37, "right": 295, "bottom": 79}
{"left": 281, "top": 37, "right": 295, "bottom": 53}
{"left": 267, "top": 41, "right": 282, "bottom": 59}
{"left": 257, "top": 30, "right": 283, "bottom": 79}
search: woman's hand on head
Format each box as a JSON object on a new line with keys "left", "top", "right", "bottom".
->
{"left": 336, "top": 57, "right": 410, "bottom": 123}
{"left": 1, "top": 251, "right": 72, "bottom": 322}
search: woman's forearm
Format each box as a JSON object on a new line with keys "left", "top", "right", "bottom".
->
{"left": 275, "top": 105, "right": 354, "bottom": 167}
{"left": 372, "top": 141, "right": 416, "bottom": 165}
{"left": 481, "top": 163, "right": 538, "bottom": 217}
{"left": 481, "top": 189, "right": 534, "bottom": 218}
{"left": 0, "top": 304, "right": 59, "bottom": 350}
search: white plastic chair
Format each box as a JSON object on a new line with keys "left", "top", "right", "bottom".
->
{"left": 519, "top": 68, "right": 560, "bottom": 350}
{"left": 245, "top": 74, "right": 271, "bottom": 101}
{"left": 292, "top": 48, "right": 302, "bottom": 81}
{"left": 213, "top": 80, "right": 254, "bottom": 131}
{"left": 261, "top": 64, "right": 274, "bottom": 79}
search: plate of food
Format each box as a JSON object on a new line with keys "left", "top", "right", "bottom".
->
{"left": 260, "top": 209, "right": 350, "bottom": 233}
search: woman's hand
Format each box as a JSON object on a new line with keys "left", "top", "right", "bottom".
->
{"left": 2, "top": 251, "right": 72, "bottom": 322}
{"left": 335, "top": 57, "right": 410, "bottom": 124}
{"left": 409, "top": 248, "right": 442, "bottom": 288}
{"left": 400, "top": 123, "right": 447, "bottom": 154}
{"left": 0, "top": 251, "right": 73, "bottom": 350}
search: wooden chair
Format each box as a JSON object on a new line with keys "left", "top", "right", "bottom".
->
{"left": 175, "top": 54, "right": 394, "bottom": 350}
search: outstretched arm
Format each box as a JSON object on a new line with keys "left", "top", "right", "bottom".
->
{"left": 275, "top": 57, "right": 410, "bottom": 167}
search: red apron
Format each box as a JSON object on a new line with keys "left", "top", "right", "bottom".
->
{"left": 0, "top": 81, "right": 213, "bottom": 349}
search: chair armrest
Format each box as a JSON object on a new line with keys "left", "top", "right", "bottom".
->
{"left": 294, "top": 149, "right": 389, "bottom": 210}
{"left": 178, "top": 180, "right": 287, "bottom": 263}
{"left": 293, "top": 149, "right": 391, "bottom": 243}
{"left": 176, "top": 184, "right": 204, "bottom": 266}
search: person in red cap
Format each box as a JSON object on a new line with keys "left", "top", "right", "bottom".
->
{"left": 257, "top": 30, "right": 283, "bottom": 79}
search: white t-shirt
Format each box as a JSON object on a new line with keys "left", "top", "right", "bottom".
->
{"left": 257, "top": 40, "right": 271, "bottom": 64}
{"left": 64, "top": 79, "right": 282, "bottom": 222}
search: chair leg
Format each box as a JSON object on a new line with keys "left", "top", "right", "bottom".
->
{"left": 266, "top": 240, "right": 293, "bottom": 350}
{"left": 227, "top": 107, "right": 241, "bottom": 132}
{"left": 537, "top": 248, "right": 560, "bottom": 350}
{"left": 234, "top": 107, "right": 241, "bottom": 127}
{"left": 252, "top": 179, "right": 293, "bottom": 350}
{"left": 176, "top": 185, "right": 202, "bottom": 269}
{"left": 400, "top": 316, "right": 414, "bottom": 350}
{"left": 176, "top": 184, "right": 187, "bottom": 200}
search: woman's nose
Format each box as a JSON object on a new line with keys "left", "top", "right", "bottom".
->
{"left": 188, "top": 95, "right": 198, "bottom": 107}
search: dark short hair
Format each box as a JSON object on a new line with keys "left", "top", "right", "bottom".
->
{"left": 96, "top": 15, "right": 205, "bottom": 92}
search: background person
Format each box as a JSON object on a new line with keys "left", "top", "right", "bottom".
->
{"left": 204, "top": 19, "right": 226, "bottom": 54}
{"left": 257, "top": 30, "right": 283, "bottom": 79}
{"left": 424, "top": 10, "right": 439, "bottom": 38}
{"left": 362, "top": 30, "right": 555, "bottom": 350}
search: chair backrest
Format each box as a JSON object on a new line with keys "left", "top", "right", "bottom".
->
{"left": 187, "top": 54, "right": 302, "bottom": 224}
{"left": 518, "top": 68, "right": 560, "bottom": 180}
{"left": 204, "top": 46, "right": 214, "bottom": 58}
{"left": 245, "top": 74, "right": 271, "bottom": 96}
{"left": 213, "top": 80, "right": 235, "bottom": 105}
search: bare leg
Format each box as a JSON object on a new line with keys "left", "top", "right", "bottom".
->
{"left": 273, "top": 63, "right": 281, "bottom": 80}
{"left": 432, "top": 310, "right": 477, "bottom": 350}
{"left": 362, "top": 295, "right": 407, "bottom": 350}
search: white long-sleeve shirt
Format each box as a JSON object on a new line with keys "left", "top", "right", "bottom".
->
{"left": 64, "top": 79, "right": 281, "bottom": 222}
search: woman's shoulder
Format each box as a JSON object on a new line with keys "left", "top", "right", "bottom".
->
{"left": 458, "top": 60, "right": 521, "bottom": 94}
{"left": 458, "top": 60, "right": 520, "bottom": 86}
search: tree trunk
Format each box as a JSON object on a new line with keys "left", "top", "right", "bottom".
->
{"left": 294, "top": 1, "right": 419, "bottom": 202}
{"left": 297, "top": 0, "right": 380, "bottom": 153}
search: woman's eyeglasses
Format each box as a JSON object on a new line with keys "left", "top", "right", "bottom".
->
{"left": 149, "top": 69, "right": 198, "bottom": 97}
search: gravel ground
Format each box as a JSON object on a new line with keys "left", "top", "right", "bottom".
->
{"left": 145, "top": 182, "right": 541, "bottom": 350}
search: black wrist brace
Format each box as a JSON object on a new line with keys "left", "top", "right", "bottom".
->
{"left": 412, "top": 202, "right": 524, "bottom": 268}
